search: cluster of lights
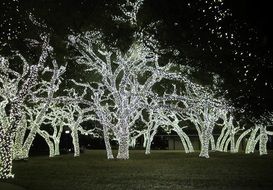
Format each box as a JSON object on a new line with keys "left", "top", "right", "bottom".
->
{"left": 112, "top": 0, "right": 144, "bottom": 26}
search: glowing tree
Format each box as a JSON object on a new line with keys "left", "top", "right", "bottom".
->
{"left": 35, "top": 86, "right": 98, "bottom": 158}
{"left": 140, "top": 108, "right": 162, "bottom": 155}
{"left": 32, "top": 104, "right": 66, "bottom": 157}
{"left": 245, "top": 114, "right": 273, "bottom": 155}
{"left": 61, "top": 102, "right": 97, "bottom": 157}
{"left": 140, "top": 97, "right": 194, "bottom": 155}
{"left": 258, "top": 113, "right": 273, "bottom": 155}
{"left": 68, "top": 28, "right": 188, "bottom": 159}
{"left": 156, "top": 110, "right": 194, "bottom": 154}
{"left": 41, "top": 105, "right": 65, "bottom": 157}
{"left": 0, "top": 33, "right": 52, "bottom": 178}
{"left": 215, "top": 110, "right": 234, "bottom": 152}
{"left": 182, "top": 80, "right": 226, "bottom": 158}
{"left": 245, "top": 124, "right": 260, "bottom": 154}
{"left": 128, "top": 75, "right": 197, "bottom": 155}
{"left": 215, "top": 110, "right": 249, "bottom": 153}
{"left": 12, "top": 58, "right": 66, "bottom": 160}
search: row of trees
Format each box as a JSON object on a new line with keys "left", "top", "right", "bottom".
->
{"left": 1, "top": 28, "right": 273, "bottom": 178}
{"left": 1, "top": 0, "right": 273, "bottom": 179}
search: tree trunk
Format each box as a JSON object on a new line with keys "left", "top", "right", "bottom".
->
{"left": 0, "top": 134, "right": 14, "bottom": 179}
{"left": 245, "top": 127, "right": 259, "bottom": 154}
{"left": 13, "top": 125, "right": 27, "bottom": 160}
{"left": 235, "top": 129, "right": 251, "bottom": 153}
{"left": 249, "top": 136, "right": 260, "bottom": 153}
{"left": 199, "top": 126, "right": 212, "bottom": 158}
{"left": 117, "top": 134, "right": 129, "bottom": 159}
{"left": 54, "top": 139, "right": 60, "bottom": 156}
{"left": 177, "top": 133, "right": 189, "bottom": 153}
{"left": 210, "top": 135, "right": 216, "bottom": 151}
{"left": 145, "top": 130, "right": 156, "bottom": 155}
{"left": 38, "top": 131, "right": 55, "bottom": 157}
{"left": 71, "top": 128, "right": 80, "bottom": 157}
{"left": 143, "top": 133, "right": 148, "bottom": 148}
{"left": 103, "top": 125, "right": 114, "bottom": 159}
{"left": 21, "top": 130, "right": 39, "bottom": 159}
{"left": 145, "top": 137, "right": 152, "bottom": 155}
{"left": 183, "top": 133, "right": 194, "bottom": 153}
{"left": 230, "top": 133, "right": 236, "bottom": 153}
{"left": 219, "top": 129, "right": 230, "bottom": 152}
{"left": 46, "top": 140, "right": 55, "bottom": 158}
{"left": 216, "top": 125, "right": 227, "bottom": 151}
{"left": 259, "top": 127, "right": 268, "bottom": 155}
{"left": 224, "top": 138, "right": 231, "bottom": 152}
{"left": 199, "top": 134, "right": 210, "bottom": 158}
{"left": 174, "top": 127, "right": 194, "bottom": 153}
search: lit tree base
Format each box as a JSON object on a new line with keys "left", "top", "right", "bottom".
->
{"left": 116, "top": 134, "right": 130, "bottom": 160}
{"left": 0, "top": 173, "right": 15, "bottom": 179}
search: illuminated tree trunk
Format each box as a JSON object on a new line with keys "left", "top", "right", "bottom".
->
{"left": 145, "top": 130, "right": 157, "bottom": 155}
{"left": 13, "top": 124, "right": 27, "bottom": 160}
{"left": 235, "top": 129, "right": 251, "bottom": 153}
{"left": 216, "top": 125, "right": 228, "bottom": 151}
{"left": 103, "top": 125, "right": 114, "bottom": 159}
{"left": 20, "top": 130, "right": 38, "bottom": 159}
{"left": 0, "top": 134, "right": 14, "bottom": 179}
{"left": 143, "top": 133, "right": 148, "bottom": 148}
{"left": 175, "top": 128, "right": 194, "bottom": 153}
{"left": 71, "top": 128, "right": 80, "bottom": 157}
{"left": 38, "top": 130, "right": 55, "bottom": 157}
{"left": 245, "top": 127, "right": 259, "bottom": 154}
{"left": 117, "top": 132, "right": 130, "bottom": 159}
{"left": 199, "top": 133, "right": 209, "bottom": 158}
{"left": 224, "top": 138, "right": 231, "bottom": 152}
{"left": 210, "top": 135, "right": 216, "bottom": 151}
{"left": 230, "top": 132, "right": 236, "bottom": 153}
{"left": 259, "top": 126, "right": 268, "bottom": 155}
{"left": 54, "top": 139, "right": 60, "bottom": 156}
{"left": 53, "top": 124, "right": 63, "bottom": 156}
{"left": 199, "top": 125, "right": 213, "bottom": 158}
{"left": 219, "top": 128, "right": 230, "bottom": 152}
{"left": 250, "top": 136, "right": 260, "bottom": 153}
{"left": 184, "top": 133, "right": 194, "bottom": 153}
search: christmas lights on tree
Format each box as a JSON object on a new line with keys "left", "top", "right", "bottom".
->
{"left": 1, "top": 0, "right": 273, "bottom": 180}
{"left": 0, "top": 33, "right": 52, "bottom": 178}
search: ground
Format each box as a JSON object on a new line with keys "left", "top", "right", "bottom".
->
{"left": 1, "top": 150, "right": 273, "bottom": 190}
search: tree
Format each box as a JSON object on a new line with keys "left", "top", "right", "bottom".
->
{"left": 182, "top": 80, "right": 226, "bottom": 158}
{"left": 245, "top": 113, "right": 273, "bottom": 155}
{"left": 69, "top": 28, "right": 188, "bottom": 159}
{"left": 0, "top": 33, "right": 51, "bottom": 178}
{"left": 215, "top": 112, "right": 250, "bottom": 153}
{"left": 162, "top": 111, "right": 194, "bottom": 153}
{"left": 12, "top": 58, "right": 66, "bottom": 160}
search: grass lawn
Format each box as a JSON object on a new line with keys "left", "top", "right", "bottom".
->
{"left": 1, "top": 150, "right": 273, "bottom": 190}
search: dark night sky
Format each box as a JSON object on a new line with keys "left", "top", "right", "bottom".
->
{"left": 226, "top": 0, "right": 272, "bottom": 47}
{"left": 225, "top": 0, "right": 273, "bottom": 114}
